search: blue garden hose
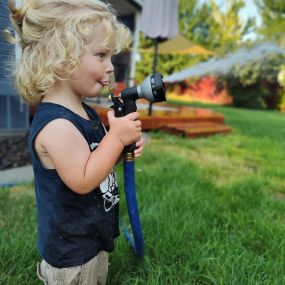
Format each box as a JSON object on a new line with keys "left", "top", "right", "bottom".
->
{"left": 122, "top": 152, "right": 144, "bottom": 258}
{"left": 109, "top": 73, "right": 166, "bottom": 258}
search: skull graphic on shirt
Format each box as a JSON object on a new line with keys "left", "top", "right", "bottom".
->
{"left": 100, "top": 170, "right": 119, "bottom": 212}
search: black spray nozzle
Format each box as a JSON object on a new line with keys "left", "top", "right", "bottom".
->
{"left": 121, "top": 72, "right": 166, "bottom": 104}
{"left": 110, "top": 73, "right": 166, "bottom": 153}
{"left": 137, "top": 72, "right": 166, "bottom": 103}
{"left": 111, "top": 72, "right": 166, "bottom": 117}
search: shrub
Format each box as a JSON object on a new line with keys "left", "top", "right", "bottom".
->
{"left": 224, "top": 53, "right": 285, "bottom": 109}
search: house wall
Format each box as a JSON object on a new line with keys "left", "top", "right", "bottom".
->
{"left": 0, "top": 0, "right": 29, "bottom": 132}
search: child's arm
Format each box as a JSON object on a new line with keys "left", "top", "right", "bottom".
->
{"left": 35, "top": 110, "right": 142, "bottom": 194}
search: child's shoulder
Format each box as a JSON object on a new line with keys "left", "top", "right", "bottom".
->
{"left": 31, "top": 103, "right": 71, "bottom": 131}
{"left": 35, "top": 102, "right": 63, "bottom": 113}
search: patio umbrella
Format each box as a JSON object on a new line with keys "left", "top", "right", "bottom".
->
{"left": 140, "top": 35, "right": 214, "bottom": 56}
{"left": 140, "top": 0, "right": 179, "bottom": 115}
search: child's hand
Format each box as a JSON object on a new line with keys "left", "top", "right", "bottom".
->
{"left": 107, "top": 110, "right": 142, "bottom": 147}
{"left": 134, "top": 136, "right": 144, "bottom": 158}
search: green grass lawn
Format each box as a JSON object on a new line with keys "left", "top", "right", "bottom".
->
{"left": 1, "top": 104, "right": 285, "bottom": 284}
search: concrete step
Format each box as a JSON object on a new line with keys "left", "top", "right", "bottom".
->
{"left": 159, "top": 122, "right": 231, "bottom": 138}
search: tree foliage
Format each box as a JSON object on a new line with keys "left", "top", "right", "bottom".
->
{"left": 179, "top": 0, "right": 254, "bottom": 54}
{"left": 207, "top": 0, "right": 254, "bottom": 54}
{"left": 256, "top": 0, "right": 285, "bottom": 46}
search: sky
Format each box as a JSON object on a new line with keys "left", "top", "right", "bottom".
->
{"left": 236, "top": 0, "right": 261, "bottom": 26}
{"left": 238, "top": 0, "right": 261, "bottom": 39}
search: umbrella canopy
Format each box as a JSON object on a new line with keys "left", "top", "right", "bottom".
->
{"left": 141, "top": 35, "right": 214, "bottom": 56}
{"left": 140, "top": 0, "right": 179, "bottom": 39}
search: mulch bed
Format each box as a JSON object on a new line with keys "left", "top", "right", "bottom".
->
{"left": 0, "top": 132, "right": 31, "bottom": 171}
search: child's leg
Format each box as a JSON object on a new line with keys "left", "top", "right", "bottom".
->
{"left": 92, "top": 251, "right": 109, "bottom": 285}
{"left": 37, "top": 260, "right": 81, "bottom": 284}
{"left": 36, "top": 251, "right": 109, "bottom": 285}
{"left": 81, "top": 251, "right": 109, "bottom": 285}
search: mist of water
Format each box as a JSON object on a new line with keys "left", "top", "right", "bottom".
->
{"left": 164, "top": 42, "right": 285, "bottom": 83}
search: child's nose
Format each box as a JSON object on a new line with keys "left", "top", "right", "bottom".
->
{"left": 106, "top": 59, "right": 114, "bottom": 74}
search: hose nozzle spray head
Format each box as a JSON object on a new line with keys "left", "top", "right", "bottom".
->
{"left": 120, "top": 73, "right": 166, "bottom": 103}
{"left": 136, "top": 73, "right": 166, "bottom": 102}
{"left": 111, "top": 73, "right": 166, "bottom": 117}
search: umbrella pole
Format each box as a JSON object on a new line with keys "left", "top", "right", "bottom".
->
{"left": 148, "top": 38, "right": 159, "bottom": 116}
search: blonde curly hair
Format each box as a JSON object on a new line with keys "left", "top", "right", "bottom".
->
{"left": 4, "top": 0, "right": 131, "bottom": 105}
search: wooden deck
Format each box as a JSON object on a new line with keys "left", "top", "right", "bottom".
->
{"left": 89, "top": 100, "right": 231, "bottom": 138}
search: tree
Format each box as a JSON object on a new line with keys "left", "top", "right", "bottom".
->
{"left": 179, "top": 0, "right": 255, "bottom": 54}
{"left": 256, "top": 0, "right": 285, "bottom": 46}
{"left": 179, "top": 0, "right": 212, "bottom": 48}
{"left": 207, "top": 0, "right": 255, "bottom": 54}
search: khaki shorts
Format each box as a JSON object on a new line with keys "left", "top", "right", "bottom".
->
{"left": 37, "top": 251, "right": 109, "bottom": 285}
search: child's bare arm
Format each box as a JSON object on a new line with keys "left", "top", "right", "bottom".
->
{"left": 35, "top": 111, "right": 142, "bottom": 194}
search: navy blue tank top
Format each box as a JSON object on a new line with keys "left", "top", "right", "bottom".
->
{"left": 28, "top": 102, "right": 119, "bottom": 268}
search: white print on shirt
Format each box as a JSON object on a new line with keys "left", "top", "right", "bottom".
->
{"left": 100, "top": 171, "right": 119, "bottom": 212}
{"left": 90, "top": 142, "right": 99, "bottom": 150}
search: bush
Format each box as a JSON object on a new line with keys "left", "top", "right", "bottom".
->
{"left": 224, "top": 53, "right": 285, "bottom": 109}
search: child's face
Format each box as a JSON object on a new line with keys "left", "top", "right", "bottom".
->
{"left": 69, "top": 23, "right": 115, "bottom": 98}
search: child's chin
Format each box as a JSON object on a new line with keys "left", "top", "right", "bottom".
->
{"left": 85, "top": 93, "right": 100, "bottom": 99}
{"left": 86, "top": 89, "right": 103, "bottom": 98}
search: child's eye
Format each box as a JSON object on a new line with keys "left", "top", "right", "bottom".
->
{"left": 96, "top": 52, "right": 106, "bottom": 59}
